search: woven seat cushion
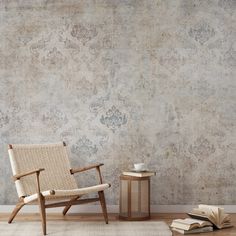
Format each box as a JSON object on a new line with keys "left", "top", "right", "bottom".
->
{"left": 24, "top": 183, "right": 110, "bottom": 203}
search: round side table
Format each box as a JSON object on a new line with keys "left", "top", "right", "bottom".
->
{"left": 119, "top": 175, "right": 151, "bottom": 221}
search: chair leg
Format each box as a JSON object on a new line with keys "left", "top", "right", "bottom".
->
{"left": 38, "top": 193, "right": 46, "bottom": 235}
{"left": 8, "top": 199, "right": 25, "bottom": 223}
{"left": 62, "top": 196, "right": 80, "bottom": 216}
{"left": 98, "top": 191, "right": 108, "bottom": 224}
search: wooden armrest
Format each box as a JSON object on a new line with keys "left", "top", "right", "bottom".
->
{"left": 13, "top": 168, "right": 45, "bottom": 181}
{"left": 70, "top": 163, "right": 104, "bottom": 174}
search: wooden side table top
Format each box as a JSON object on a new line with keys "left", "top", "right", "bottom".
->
{"left": 120, "top": 174, "right": 151, "bottom": 180}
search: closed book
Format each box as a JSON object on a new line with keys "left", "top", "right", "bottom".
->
{"left": 122, "top": 171, "right": 156, "bottom": 177}
{"left": 172, "top": 226, "right": 213, "bottom": 234}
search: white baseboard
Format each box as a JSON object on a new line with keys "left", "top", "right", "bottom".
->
{"left": 1, "top": 205, "right": 236, "bottom": 213}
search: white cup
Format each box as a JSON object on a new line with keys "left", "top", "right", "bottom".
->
{"left": 134, "top": 163, "right": 146, "bottom": 171}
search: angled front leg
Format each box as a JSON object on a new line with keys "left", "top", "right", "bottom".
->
{"left": 98, "top": 191, "right": 108, "bottom": 224}
{"left": 62, "top": 196, "right": 80, "bottom": 215}
{"left": 8, "top": 198, "right": 25, "bottom": 223}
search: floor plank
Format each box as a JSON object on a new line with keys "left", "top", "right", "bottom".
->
{"left": 0, "top": 213, "right": 235, "bottom": 235}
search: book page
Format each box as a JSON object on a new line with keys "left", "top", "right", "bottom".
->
{"left": 219, "top": 207, "right": 224, "bottom": 225}
{"left": 180, "top": 218, "right": 204, "bottom": 225}
{"left": 219, "top": 208, "right": 230, "bottom": 224}
{"left": 192, "top": 208, "right": 207, "bottom": 215}
{"left": 198, "top": 205, "right": 218, "bottom": 226}
{"left": 223, "top": 214, "right": 230, "bottom": 223}
{"left": 173, "top": 218, "right": 211, "bottom": 226}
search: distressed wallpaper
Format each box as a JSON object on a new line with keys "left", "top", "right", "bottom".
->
{"left": 0, "top": 0, "right": 235, "bottom": 205}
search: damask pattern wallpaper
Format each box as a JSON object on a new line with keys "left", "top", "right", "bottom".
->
{"left": 0, "top": 0, "right": 235, "bottom": 205}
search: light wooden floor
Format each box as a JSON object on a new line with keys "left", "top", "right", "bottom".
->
{"left": 0, "top": 213, "right": 235, "bottom": 235}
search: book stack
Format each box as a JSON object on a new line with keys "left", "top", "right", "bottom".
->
{"left": 188, "top": 204, "right": 232, "bottom": 229}
{"left": 170, "top": 205, "right": 233, "bottom": 234}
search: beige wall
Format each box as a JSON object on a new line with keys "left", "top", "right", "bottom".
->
{"left": 0, "top": 0, "right": 235, "bottom": 204}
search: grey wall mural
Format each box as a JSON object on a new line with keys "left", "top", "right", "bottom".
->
{"left": 0, "top": 0, "right": 235, "bottom": 205}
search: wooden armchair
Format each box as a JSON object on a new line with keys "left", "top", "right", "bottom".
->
{"left": 8, "top": 142, "right": 111, "bottom": 235}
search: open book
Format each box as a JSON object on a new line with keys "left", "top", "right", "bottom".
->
{"left": 171, "top": 218, "right": 212, "bottom": 231}
{"left": 188, "top": 204, "right": 232, "bottom": 229}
